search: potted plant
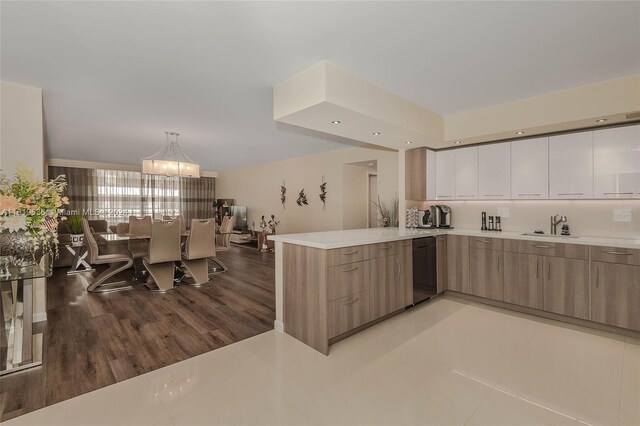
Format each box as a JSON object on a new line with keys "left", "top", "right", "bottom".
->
{"left": 67, "top": 214, "right": 84, "bottom": 247}
{"left": 0, "top": 164, "right": 68, "bottom": 267}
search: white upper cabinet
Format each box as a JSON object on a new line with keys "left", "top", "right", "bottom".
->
{"left": 549, "top": 131, "right": 593, "bottom": 199}
{"left": 593, "top": 125, "right": 640, "bottom": 199}
{"left": 435, "top": 150, "right": 455, "bottom": 200}
{"left": 478, "top": 143, "right": 510, "bottom": 199}
{"left": 454, "top": 147, "right": 479, "bottom": 199}
{"left": 510, "top": 137, "right": 549, "bottom": 199}
{"left": 426, "top": 149, "right": 436, "bottom": 200}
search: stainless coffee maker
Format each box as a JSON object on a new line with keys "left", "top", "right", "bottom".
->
{"left": 430, "top": 205, "right": 452, "bottom": 228}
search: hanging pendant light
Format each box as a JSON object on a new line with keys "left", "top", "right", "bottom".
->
{"left": 142, "top": 131, "right": 200, "bottom": 178}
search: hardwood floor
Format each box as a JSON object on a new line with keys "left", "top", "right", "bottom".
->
{"left": 0, "top": 245, "right": 275, "bottom": 422}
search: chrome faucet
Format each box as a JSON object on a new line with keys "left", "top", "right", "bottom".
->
{"left": 550, "top": 214, "right": 567, "bottom": 235}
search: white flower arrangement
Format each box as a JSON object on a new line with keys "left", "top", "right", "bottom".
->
{"left": 0, "top": 163, "right": 68, "bottom": 259}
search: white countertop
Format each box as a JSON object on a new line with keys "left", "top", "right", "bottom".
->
{"left": 268, "top": 227, "right": 640, "bottom": 250}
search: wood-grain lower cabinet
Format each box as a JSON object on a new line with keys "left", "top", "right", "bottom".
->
{"left": 543, "top": 256, "right": 589, "bottom": 320}
{"left": 446, "top": 235, "right": 470, "bottom": 293}
{"left": 469, "top": 245, "right": 504, "bottom": 300}
{"left": 503, "top": 252, "right": 543, "bottom": 309}
{"left": 328, "top": 292, "right": 370, "bottom": 338}
{"left": 591, "top": 261, "right": 640, "bottom": 331}
{"left": 368, "top": 255, "right": 405, "bottom": 319}
{"left": 436, "top": 235, "right": 447, "bottom": 293}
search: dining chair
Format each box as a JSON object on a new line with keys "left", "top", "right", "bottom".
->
{"left": 210, "top": 215, "right": 235, "bottom": 273}
{"left": 128, "top": 216, "right": 152, "bottom": 279}
{"left": 143, "top": 220, "right": 182, "bottom": 292}
{"left": 162, "top": 214, "right": 187, "bottom": 234}
{"left": 81, "top": 219, "right": 133, "bottom": 293}
{"left": 181, "top": 219, "right": 216, "bottom": 286}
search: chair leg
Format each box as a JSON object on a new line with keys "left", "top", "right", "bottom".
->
{"left": 208, "top": 257, "right": 228, "bottom": 273}
{"left": 87, "top": 259, "right": 134, "bottom": 293}
{"left": 143, "top": 261, "right": 178, "bottom": 292}
{"left": 181, "top": 258, "right": 211, "bottom": 286}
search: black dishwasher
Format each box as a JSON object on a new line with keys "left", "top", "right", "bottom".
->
{"left": 411, "top": 237, "right": 437, "bottom": 305}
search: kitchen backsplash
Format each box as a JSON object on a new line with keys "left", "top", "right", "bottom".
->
{"left": 407, "top": 200, "right": 640, "bottom": 238}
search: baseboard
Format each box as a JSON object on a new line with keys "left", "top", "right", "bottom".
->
{"left": 33, "top": 312, "right": 47, "bottom": 323}
{"left": 274, "top": 320, "right": 284, "bottom": 332}
{"left": 445, "top": 291, "right": 640, "bottom": 340}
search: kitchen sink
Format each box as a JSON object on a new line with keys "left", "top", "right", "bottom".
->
{"left": 520, "top": 233, "right": 579, "bottom": 239}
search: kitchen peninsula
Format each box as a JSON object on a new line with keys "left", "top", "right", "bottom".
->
{"left": 270, "top": 228, "right": 640, "bottom": 354}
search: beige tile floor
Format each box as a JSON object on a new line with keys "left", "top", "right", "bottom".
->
{"left": 6, "top": 297, "right": 639, "bottom": 426}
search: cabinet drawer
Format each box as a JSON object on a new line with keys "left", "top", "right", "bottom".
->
{"left": 327, "top": 246, "right": 364, "bottom": 267}
{"left": 367, "top": 241, "right": 401, "bottom": 259}
{"left": 328, "top": 262, "right": 366, "bottom": 301}
{"left": 328, "top": 292, "right": 370, "bottom": 338}
{"left": 590, "top": 246, "right": 640, "bottom": 266}
{"left": 470, "top": 236, "right": 503, "bottom": 251}
{"left": 503, "top": 239, "right": 588, "bottom": 259}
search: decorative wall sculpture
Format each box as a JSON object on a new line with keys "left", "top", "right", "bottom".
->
{"left": 280, "top": 180, "right": 286, "bottom": 209}
{"left": 319, "top": 176, "right": 327, "bottom": 209}
{"left": 296, "top": 188, "right": 308, "bottom": 206}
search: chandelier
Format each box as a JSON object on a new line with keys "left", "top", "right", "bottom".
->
{"left": 142, "top": 131, "right": 200, "bottom": 178}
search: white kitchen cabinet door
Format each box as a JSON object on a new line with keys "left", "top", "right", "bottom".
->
{"left": 549, "top": 131, "right": 593, "bottom": 199}
{"left": 479, "top": 142, "right": 510, "bottom": 199}
{"left": 426, "top": 149, "right": 436, "bottom": 200}
{"left": 593, "top": 125, "right": 640, "bottom": 199}
{"left": 435, "top": 150, "right": 455, "bottom": 200}
{"left": 455, "top": 147, "right": 479, "bottom": 199}
{"left": 511, "top": 137, "right": 549, "bottom": 199}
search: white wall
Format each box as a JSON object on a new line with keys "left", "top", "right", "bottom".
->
{"left": 216, "top": 146, "right": 397, "bottom": 234}
{"left": 419, "top": 200, "right": 640, "bottom": 238}
{"left": 0, "top": 81, "right": 47, "bottom": 321}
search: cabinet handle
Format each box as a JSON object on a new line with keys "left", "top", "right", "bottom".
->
{"left": 395, "top": 258, "right": 400, "bottom": 279}
{"left": 518, "top": 193, "right": 541, "bottom": 196}
{"left": 602, "top": 251, "right": 632, "bottom": 256}
{"left": 602, "top": 192, "right": 634, "bottom": 195}
{"left": 533, "top": 244, "right": 553, "bottom": 249}
{"left": 343, "top": 250, "right": 359, "bottom": 256}
{"left": 483, "top": 194, "right": 504, "bottom": 197}
{"left": 536, "top": 258, "right": 539, "bottom": 279}
{"left": 477, "top": 239, "right": 493, "bottom": 243}
{"left": 436, "top": 195, "right": 452, "bottom": 198}
{"left": 557, "top": 193, "right": 584, "bottom": 196}
{"left": 341, "top": 297, "right": 360, "bottom": 305}
{"left": 548, "top": 261, "right": 551, "bottom": 280}
{"left": 380, "top": 244, "right": 393, "bottom": 250}
{"left": 496, "top": 255, "right": 499, "bottom": 272}
{"left": 342, "top": 266, "right": 359, "bottom": 273}
{"left": 458, "top": 195, "right": 476, "bottom": 198}
{"left": 401, "top": 241, "right": 412, "bottom": 246}
{"left": 595, "top": 266, "right": 599, "bottom": 288}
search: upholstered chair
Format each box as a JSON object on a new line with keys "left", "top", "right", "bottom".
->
{"left": 181, "top": 219, "right": 216, "bottom": 286}
{"left": 128, "top": 216, "right": 152, "bottom": 278}
{"left": 81, "top": 219, "right": 133, "bottom": 293}
{"left": 162, "top": 214, "right": 187, "bottom": 234}
{"left": 210, "top": 215, "right": 235, "bottom": 273}
{"left": 143, "top": 220, "right": 182, "bottom": 292}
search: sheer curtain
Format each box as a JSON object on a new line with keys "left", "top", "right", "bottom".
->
{"left": 180, "top": 176, "right": 215, "bottom": 227}
{"left": 48, "top": 166, "right": 213, "bottom": 226}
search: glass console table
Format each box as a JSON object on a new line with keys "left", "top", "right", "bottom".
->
{"left": 0, "top": 255, "right": 52, "bottom": 376}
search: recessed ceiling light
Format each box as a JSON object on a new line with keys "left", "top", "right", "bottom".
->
{"left": 454, "top": 141, "right": 461, "bottom": 144}
{"left": 406, "top": 141, "right": 413, "bottom": 145}
{"left": 595, "top": 118, "right": 607, "bottom": 123}
{"left": 516, "top": 131, "right": 525, "bottom": 135}
{"left": 373, "top": 132, "right": 381, "bottom": 136}
{"left": 331, "top": 120, "right": 341, "bottom": 124}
